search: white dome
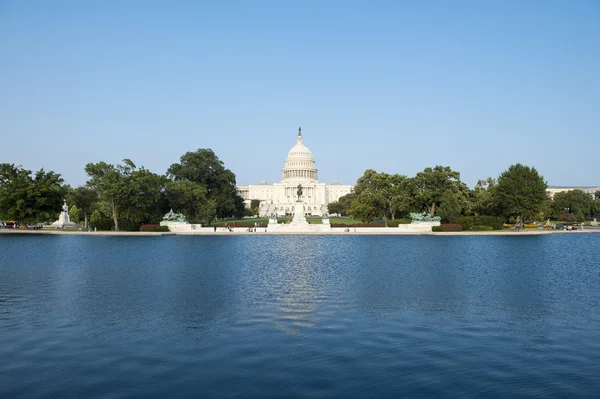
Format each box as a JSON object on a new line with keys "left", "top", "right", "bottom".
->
{"left": 287, "top": 137, "right": 313, "bottom": 159}
{"left": 281, "top": 128, "right": 319, "bottom": 183}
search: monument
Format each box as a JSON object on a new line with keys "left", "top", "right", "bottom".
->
{"left": 290, "top": 184, "right": 308, "bottom": 226}
{"left": 159, "top": 209, "right": 189, "bottom": 228}
{"left": 51, "top": 200, "right": 77, "bottom": 228}
{"left": 267, "top": 183, "right": 333, "bottom": 233}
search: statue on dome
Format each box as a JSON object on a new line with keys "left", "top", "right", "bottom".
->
{"left": 296, "top": 184, "right": 303, "bottom": 201}
{"left": 298, "top": 127, "right": 302, "bottom": 136}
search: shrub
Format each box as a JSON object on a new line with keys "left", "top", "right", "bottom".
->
{"left": 558, "top": 213, "right": 578, "bottom": 222}
{"left": 470, "top": 225, "right": 493, "bottom": 231}
{"left": 386, "top": 219, "right": 411, "bottom": 227}
{"left": 139, "top": 224, "right": 170, "bottom": 232}
{"left": 442, "top": 223, "right": 463, "bottom": 231}
{"left": 432, "top": 224, "right": 463, "bottom": 232}
{"left": 139, "top": 224, "right": 160, "bottom": 231}
{"left": 331, "top": 223, "right": 385, "bottom": 228}
{"left": 524, "top": 223, "right": 539, "bottom": 229}
{"left": 453, "top": 216, "right": 504, "bottom": 230}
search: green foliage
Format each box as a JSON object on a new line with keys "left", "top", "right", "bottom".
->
{"left": 167, "top": 149, "right": 245, "bottom": 220}
{"left": 470, "top": 177, "right": 499, "bottom": 216}
{"left": 550, "top": 190, "right": 593, "bottom": 221}
{"left": 348, "top": 197, "right": 379, "bottom": 223}
{"left": 453, "top": 216, "right": 504, "bottom": 230}
{"left": 166, "top": 180, "right": 212, "bottom": 224}
{"left": 386, "top": 218, "right": 411, "bottom": 227}
{"left": 85, "top": 160, "right": 166, "bottom": 231}
{"left": 328, "top": 193, "right": 355, "bottom": 216}
{"left": 415, "top": 166, "right": 468, "bottom": 217}
{"left": 470, "top": 225, "right": 493, "bottom": 231}
{"left": 0, "top": 163, "right": 67, "bottom": 223}
{"left": 250, "top": 199, "right": 260, "bottom": 216}
{"left": 90, "top": 209, "right": 113, "bottom": 230}
{"left": 593, "top": 198, "right": 600, "bottom": 218}
{"left": 69, "top": 205, "right": 80, "bottom": 224}
{"left": 494, "top": 164, "right": 548, "bottom": 224}
{"left": 436, "top": 190, "right": 463, "bottom": 222}
{"left": 347, "top": 169, "right": 417, "bottom": 225}
{"left": 69, "top": 186, "right": 98, "bottom": 230}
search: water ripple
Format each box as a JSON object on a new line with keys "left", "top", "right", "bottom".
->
{"left": 1, "top": 234, "right": 599, "bottom": 397}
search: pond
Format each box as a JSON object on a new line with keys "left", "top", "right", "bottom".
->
{"left": 1, "top": 234, "right": 599, "bottom": 397}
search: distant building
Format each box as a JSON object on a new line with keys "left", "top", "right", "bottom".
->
{"left": 546, "top": 186, "right": 599, "bottom": 199}
{"left": 237, "top": 128, "right": 353, "bottom": 216}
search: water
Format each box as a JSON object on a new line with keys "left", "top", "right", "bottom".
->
{"left": 1, "top": 234, "right": 599, "bottom": 398}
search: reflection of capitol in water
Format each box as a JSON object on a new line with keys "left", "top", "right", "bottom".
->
{"left": 275, "top": 237, "right": 323, "bottom": 332}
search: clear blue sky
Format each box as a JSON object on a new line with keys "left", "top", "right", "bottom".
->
{"left": 1, "top": 0, "right": 598, "bottom": 188}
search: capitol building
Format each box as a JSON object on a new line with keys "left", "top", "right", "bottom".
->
{"left": 237, "top": 128, "right": 353, "bottom": 217}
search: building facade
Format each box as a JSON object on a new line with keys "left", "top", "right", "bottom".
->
{"left": 237, "top": 128, "right": 353, "bottom": 217}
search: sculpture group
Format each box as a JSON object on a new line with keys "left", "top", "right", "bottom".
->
{"left": 409, "top": 212, "right": 441, "bottom": 222}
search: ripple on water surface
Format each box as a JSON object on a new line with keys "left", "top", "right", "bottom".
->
{"left": 1, "top": 234, "right": 600, "bottom": 397}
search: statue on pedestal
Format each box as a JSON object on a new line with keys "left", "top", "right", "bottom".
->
{"left": 161, "top": 209, "right": 188, "bottom": 223}
{"left": 296, "top": 184, "right": 303, "bottom": 202}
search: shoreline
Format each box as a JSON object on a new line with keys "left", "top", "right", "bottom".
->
{"left": 1, "top": 229, "right": 599, "bottom": 237}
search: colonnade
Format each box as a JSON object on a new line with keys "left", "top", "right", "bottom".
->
{"left": 282, "top": 169, "right": 317, "bottom": 180}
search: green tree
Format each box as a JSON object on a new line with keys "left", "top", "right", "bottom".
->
{"left": 85, "top": 159, "right": 136, "bottom": 231}
{"left": 69, "top": 205, "right": 80, "bottom": 224}
{"left": 415, "top": 166, "right": 467, "bottom": 217}
{"left": 348, "top": 169, "right": 390, "bottom": 225}
{"left": 250, "top": 199, "right": 260, "bottom": 216}
{"left": 328, "top": 193, "right": 355, "bottom": 216}
{"left": 120, "top": 167, "right": 167, "bottom": 229}
{"left": 470, "top": 178, "right": 499, "bottom": 216}
{"left": 389, "top": 174, "right": 418, "bottom": 220}
{"left": 167, "top": 149, "right": 245, "bottom": 220}
{"left": 592, "top": 197, "right": 600, "bottom": 219}
{"left": 69, "top": 186, "right": 99, "bottom": 230}
{"left": 494, "top": 164, "right": 548, "bottom": 225}
{"left": 436, "top": 190, "right": 464, "bottom": 222}
{"left": 550, "top": 190, "right": 593, "bottom": 221}
{"left": 165, "top": 180, "right": 215, "bottom": 224}
{"left": 0, "top": 164, "right": 67, "bottom": 224}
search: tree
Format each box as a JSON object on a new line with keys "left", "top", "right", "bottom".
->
{"left": 470, "top": 177, "right": 499, "bottom": 216}
{"left": 389, "top": 174, "right": 418, "bottom": 220}
{"left": 250, "top": 199, "right": 260, "bottom": 216}
{"left": 494, "top": 164, "right": 548, "bottom": 225}
{"left": 328, "top": 193, "right": 355, "bottom": 216}
{"left": 550, "top": 190, "right": 593, "bottom": 222}
{"left": 415, "top": 166, "right": 467, "bottom": 217}
{"left": 85, "top": 159, "right": 136, "bottom": 231}
{"left": 348, "top": 169, "right": 390, "bottom": 225}
{"left": 167, "top": 149, "right": 245, "bottom": 220}
{"left": 436, "top": 190, "right": 463, "bottom": 222}
{"left": 592, "top": 197, "right": 600, "bottom": 219}
{"left": 70, "top": 186, "right": 98, "bottom": 230}
{"left": 120, "top": 167, "right": 167, "bottom": 229}
{"left": 165, "top": 180, "right": 215, "bottom": 224}
{"left": 0, "top": 163, "right": 67, "bottom": 224}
